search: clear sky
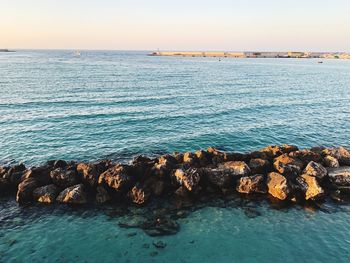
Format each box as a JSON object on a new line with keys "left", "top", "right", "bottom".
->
{"left": 1, "top": 0, "right": 350, "bottom": 51}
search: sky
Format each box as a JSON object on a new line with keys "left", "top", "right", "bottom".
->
{"left": 1, "top": 0, "right": 350, "bottom": 51}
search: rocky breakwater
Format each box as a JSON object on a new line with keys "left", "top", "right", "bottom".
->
{"left": 1, "top": 145, "right": 350, "bottom": 217}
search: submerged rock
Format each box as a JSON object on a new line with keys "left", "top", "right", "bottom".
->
{"left": 141, "top": 216, "right": 180, "bottom": 236}
{"left": 236, "top": 174, "right": 266, "bottom": 194}
{"left": 267, "top": 172, "right": 290, "bottom": 200}
{"left": 16, "top": 178, "right": 38, "bottom": 204}
{"left": 56, "top": 184, "right": 87, "bottom": 204}
{"left": 33, "top": 184, "right": 59, "bottom": 203}
{"left": 296, "top": 174, "right": 324, "bottom": 200}
{"left": 95, "top": 186, "right": 111, "bottom": 203}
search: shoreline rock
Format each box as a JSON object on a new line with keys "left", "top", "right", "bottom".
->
{"left": 1, "top": 145, "right": 350, "bottom": 209}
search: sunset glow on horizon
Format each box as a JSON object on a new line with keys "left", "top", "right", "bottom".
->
{"left": 1, "top": 0, "right": 350, "bottom": 51}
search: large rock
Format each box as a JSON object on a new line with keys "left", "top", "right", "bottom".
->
{"left": 77, "top": 161, "right": 110, "bottom": 187}
{"left": 218, "top": 161, "right": 251, "bottom": 177}
{"left": 23, "top": 165, "right": 52, "bottom": 185}
{"left": 56, "top": 184, "right": 87, "bottom": 204}
{"left": 324, "top": 147, "right": 350, "bottom": 166}
{"left": 33, "top": 184, "right": 59, "bottom": 203}
{"left": 261, "top": 144, "right": 298, "bottom": 159}
{"left": 273, "top": 154, "right": 303, "bottom": 176}
{"left": 195, "top": 150, "right": 211, "bottom": 166}
{"left": 296, "top": 174, "right": 324, "bottom": 200}
{"left": 153, "top": 155, "right": 176, "bottom": 177}
{"left": 129, "top": 184, "right": 150, "bottom": 204}
{"left": 3, "top": 164, "right": 26, "bottom": 186}
{"left": 16, "top": 178, "right": 38, "bottom": 204}
{"left": 0, "top": 178, "right": 12, "bottom": 195}
{"left": 50, "top": 167, "right": 79, "bottom": 188}
{"left": 249, "top": 158, "right": 270, "bottom": 174}
{"left": 173, "top": 168, "right": 200, "bottom": 191}
{"left": 183, "top": 152, "right": 197, "bottom": 166}
{"left": 236, "top": 175, "right": 266, "bottom": 194}
{"left": 288, "top": 150, "right": 323, "bottom": 165}
{"left": 267, "top": 172, "right": 290, "bottom": 200}
{"left": 323, "top": 155, "right": 339, "bottom": 168}
{"left": 303, "top": 161, "right": 327, "bottom": 180}
{"left": 201, "top": 168, "right": 232, "bottom": 189}
{"left": 327, "top": 166, "right": 350, "bottom": 186}
{"left": 98, "top": 164, "right": 134, "bottom": 192}
{"left": 95, "top": 186, "right": 111, "bottom": 203}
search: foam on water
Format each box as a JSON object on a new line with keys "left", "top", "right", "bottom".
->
{"left": 1, "top": 50, "right": 350, "bottom": 262}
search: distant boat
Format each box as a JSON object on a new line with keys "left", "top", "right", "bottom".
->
{"left": 318, "top": 61, "right": 323, "bottom": 64}
{"left": 74, "top": 50, "right": 81, "bottom": 57}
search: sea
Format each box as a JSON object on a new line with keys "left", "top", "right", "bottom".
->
{"left": 0, "top": 50, "right": 350, "bottom": 262}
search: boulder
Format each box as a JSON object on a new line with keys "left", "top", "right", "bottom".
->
{"left": 150, "top": 180, "right": 165, "bottom": 196}
{"left": 56, "top": 184, "right": 87, "bottom": 204}
{"left": 77, "top": 161, "right": 110, "bottom": 187}
{"left": 218, "top": 161, "right": 251, "bottom": 177}
{"left": 33, "top": 184, "right": 59, "bottom": 203}
{"left": 50, "top": 167, "right": 79, "bottom": 188}
{"left": 261, "top": 144, "right": 298, "bottom": 159}
{"left": 53, "top": 160, "right": 67, "bottom": 169}
{"left": 129, "top": 184, "right": 150, "bottom": 204}
{"left": 249, "top": 158, "right": 270, "bottom": 174}
{"left": 207, "top": 147, "right": 225, "bottom": 164}
{"left": 288, "top": 150, "right": 323, "bottom": 165}
{"left": 327, "top": 166, "right": 350, "bottom": 186}
{"left": 23, "top": 165, "right": 52, "bottom": 185}
{"left": 202, "top": 168, "right": 232, "bottom": 189}
{"left": 132, "top": 156, "right": 155, "bottom": 178}
{"left": 0, "top": 166, "right": 10, "bottom": 177}
{"left": 16, "top": 178, "right": 38, "bottom": 204}
{"left": 328, "top": 147, "right": 350, "bottom": 166}
{"left": 0, "top": 178, "right": 12, "bottom": 195}
{"left": 296, "top": 174, "right": 324, "bottom": 200}
{"left": 183, "top": 152, "right": 197, "bottom": 166}
{"left": 4, "top": 164, "right": 26, "bottom": 186}
{"left": 153, "top": 155, "right": 176, "bottom": 177}
{"left": 173, "top": 168, "right": 200, "bottom": 191}
{"left": 267, "top": 172, "right": 290, "bottom": 200}
{"left": 303, "top": 161, "right": 327, "bottom": 180}
{"left": 236, "top": 175, "right": 266, "bottom": 194}
{"left": 96, "top": 186, "right": 111, "bottom": 203}
{"left": 273, "top": 154, "right": 303, "bottom": 176}
{"left": 323, "top": 155, "right": 339, "bottom": 168}
{"left": 7, "top": 163, "right": 26, "bottom": 175}
{"left": 98, "top": 164, "right": 134, "bottom": 192}
{"left": 195, "top": 150, "right": 211, "bottom": 166}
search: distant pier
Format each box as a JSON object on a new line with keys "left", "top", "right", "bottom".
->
{"left": 149, "top": 51, "right": 350, "bottom": 59}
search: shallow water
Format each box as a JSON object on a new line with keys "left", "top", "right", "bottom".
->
{"left": 1, "top": 50, "right": 350, "bottom": 262}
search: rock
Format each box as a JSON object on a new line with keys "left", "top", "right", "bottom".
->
{"left": 261, "top": 144, "right": 298, "bottom": 159}
{"left": 218, "top": 161, "right": 251, "bottom": 177}
{"left": 98, "top": 164, "right": 134, "bottom": 192}
{"left": 16, "top": 178, "right": 38, "bottom": 204}
{"left": 129, "top": 184, "right": 150, "bottom": 204}
{"left": 7, "top": 163, "right": 26, "bottom": 175}
{"left": 202, "top": 168, "right": 232, "bottom": 189}
{"left": 267, "top": 172, "right": 290, "bottom": 200}
{"left": 141, "top": 216, "right": 180, "bottom": 236}
{"left": 173, "top": 168, "right": 200, "bottom": 191}
{"left": 56, "top": 184, "right": 87, "bottom": 204}
{"left": 50, "top": 167, "right": 79, "bottom": 188}
{"left": 172, "top": 152, "right": 184, "bottom": 163}
{"left": 273, "top": 154, "right": 303, "bottom": 176}
{"left": 150, "top": 180, "right": 165, "bottom": 196}
{"left": 0, "top": 178, "right": 12, "bottom": 195}
{"left": 327, "top": 166, "right": 350, "bottom": 186}
{"left": 174, "top": 186, "right": 190, "bottom": 198}
{"left": 236, "top": 175, "right": 266, "bottom": 194}
{"left": 183, "top": 152, "right": 197, "bottom": 166}
{"left": 153, "top": 241, "right": 167, "bottom": 249}
{"left": 324, "top": 155, "right": 339, "bottom": 168}
{"left": 4, "top": 164, "right": 26, "bottom": 186}
{"left": 296, "top": 174, "right": 324, "bottom": 200}
{"left": 303, "top": 161, "right": 327, "bottom": 180}
{"left": 32, "top": 184, "right": 59, "bottom": 203}
{"left": 23, "top": 165, "right": 52, "bottom": 185}
{"left": 153, "top": 155, "right": 176, "bottom": 177}
{"left": 195, "top": 150, "right": 211, "bottom": 166}
{"left": 96, "top": 186, "right": 111, "bottom": 203}
{"left": 0, "top": 166, "right": 10, "bottom": 177}
{"left": 77, "top": 161, "right": 110, "bottom": 187}
{"left": 329, "top": 146, "right": 350, "bottom": 166}
{"left": 310, "top": 146, "right": 326, "bottom": 154}
{"left": 53, "top": 160, "right": 67, "bottom": 169}
{"left": 249, "top": 158, "right": 270, "bottom": 174}
{"left": 207, "top": 147, "right": 225, "bottom": 164}
{"left": 288, "top": 150, "right": 323, "bottom": 165}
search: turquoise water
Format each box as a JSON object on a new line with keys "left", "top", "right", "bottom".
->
{"left": 1, "top": 50, "right": 350, "bottom": 262}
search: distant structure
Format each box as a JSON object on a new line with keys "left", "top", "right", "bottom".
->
{"left": 149, "top": 50, "right": 350, "bottom": 59}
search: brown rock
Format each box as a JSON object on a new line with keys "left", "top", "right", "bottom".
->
{"left": 273, "top": 154, "right": 303, "bottom": 176}
{"left": 150, "top": 180, "right": 165, "bottom": 196}
{"left": 183, "top": 152, "right": 196, "bottom": 165}
{"left": 98, "top": 164, "right": 134, "bottom": 192}
{"left": 202, "top": 168, "right": 232, "bottom": 189}
{"left": 236, "top": 175, "right": 266, "bottom": 194}
{"left": 327, "top": 166, "right": 350, "bottom": 186}
{"left": 16, "top": 178, "right": 38, "bottom": 204}
{"left": 195, "top": 150, "right": 211, "bottom": 166}
{"left": 77, "top": 161, "right": 110, "bottom": 187}
{"left": 96, "top": 186, "right": 111, "bottom": 203}
{"left": 153, "top": 155, "right": 176, "bottom": 177}
{"left": 288, "top": 150, "right": 322, "bottom": 165}
{"left": 33, "top": 184, "right": 59, "bottom": 203}
{"left": 207, "top": 147, "right": 225, "bottom": 164}
{"left": 50, "top": 167, "right": 79, "bottom": 188}
{"left": 0, "top": 178, "right": 12, "bottom": 195}
{"left": 303, "top": 161, "right": 327, "bottom": 180}
{"left": 56, "top": 184, "right": 87, "bottom": 204}
{"left": 218, "top": 161, "right": 251, "bottom": 177}
{"left": 333, "top": 147, "right": 350, "bottom": 165}
{"left": 173, "top": 168, "right": 200, "bottom": 191}
{"left": 23, "top": 165, "right": 52, "bottom": 185}
{"left": 296, "top": 174, "right": 324, "bottom": 200}
{"left": 267, "top": 172, "right": 290, "bottom": 200}
{"left": 324, "top": 155, "right": 339, "bottom": 168}
{"left": 249, "top": 158, "right": 270, "bottom": 174}
{"left": 261, "top": 145, "right": 298, "bottom": 159}
{"left": 129, "top": 184, "right": 150, "bottom": 204}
